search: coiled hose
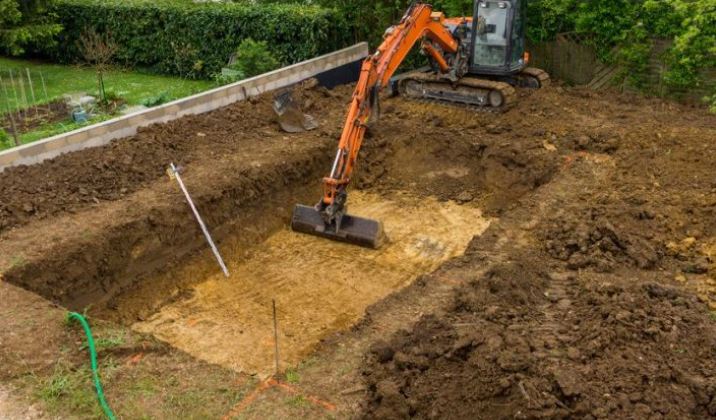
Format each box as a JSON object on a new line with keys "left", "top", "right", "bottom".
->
{"left": 66, "top": 312, "right": 116, "bottom": 420}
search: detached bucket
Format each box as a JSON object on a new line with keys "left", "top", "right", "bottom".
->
{"left": 273, "top": 90, "right": 318, "bottom": 133}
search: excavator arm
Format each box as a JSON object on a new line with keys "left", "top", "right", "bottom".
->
{"left": 324, "top": 3, "right": 464, "bottom": 218}
{"left": 292, "top": 3, "right": 468, "bottom": 248}
{"left": 292, "top": 1, "right": 548, "bottom": 248}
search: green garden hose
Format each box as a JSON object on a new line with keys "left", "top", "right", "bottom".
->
{"left": 66, "top": 312, "right": 116, "bottom": 420}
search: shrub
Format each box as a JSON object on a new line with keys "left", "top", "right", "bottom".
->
{"left": 213, "top": 71, "right": 244, "bottom": 86}
{"left": 44, "top": 0, "right": 351, "bottom": 79}
{"left": 229, "top": 38, "right": 280, "bottom": 78}
{"left": 0, "top": 0, "right": 63, "bottom": 56}
{"left": 0, "top": 128, "right": 11, "bottom": 148}
{"left": 706, "top": 93, "right": 716, "bottom": 114}
{"left": 213, "top": 38, "right": 281, "bottom": 85}
{"left": 141, "top": 91, "right": 172, "bottom": 107}
{"left": 523, "top": 0, "right": 716, "bottom": 95}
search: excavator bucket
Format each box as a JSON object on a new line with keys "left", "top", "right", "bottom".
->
{"left": 273, "top": 90, "right": 318, "bottom": 133}
{"left": 291, "top": 204, "right": 385, "bottom": 249}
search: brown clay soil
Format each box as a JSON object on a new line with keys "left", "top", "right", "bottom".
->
{"left": 0, "top": 84, "right": 342, "bottom": 234}
{"left": 360, "top": 90, "right": 716, "bottom": 419}
{"left": 0, "top": 79, "right": 715, "bottom": 419}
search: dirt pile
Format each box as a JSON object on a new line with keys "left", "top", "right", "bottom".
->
{"left": 363, "top": 259, "right": 716, "bottom": 419}
{"left": 356, "top": 98, "right": 560, "bottom": 213}
{"left": 543, "top": 214, "right": 661, "bottom": 272}
{"left": 361, "top": 86, "right": 716, "bottom": 419}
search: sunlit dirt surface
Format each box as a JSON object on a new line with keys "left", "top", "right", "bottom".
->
{"left": 133, "top": 191, "right": 491, "bottom": 375}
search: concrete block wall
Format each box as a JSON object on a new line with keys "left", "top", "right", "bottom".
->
{"left": 0, "top": 43, "right": 369, "bottom": 172}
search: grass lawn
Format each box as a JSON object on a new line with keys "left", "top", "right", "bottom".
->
{"left": 0, "top": 57, "right": 214, "bottom": 111}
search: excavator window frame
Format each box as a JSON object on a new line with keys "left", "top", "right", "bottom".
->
{"left": 468, "top": 0, "right": 525, "bottom": 76}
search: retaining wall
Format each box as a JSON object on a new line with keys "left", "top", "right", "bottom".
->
{"left": 0, "top": 43, "right": 369, "bottom": 172}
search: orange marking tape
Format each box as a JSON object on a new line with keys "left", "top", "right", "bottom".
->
{"left": 274, "top": 381, "right": 337, "bottom": 411}
{"left": 220, "top": 378, "right": 336, "bottom": 418}
{"left": 126, "top": 353, "right": 144, "bottom": 366}
{"left": 221, "top": 378, "right": 275, "bottom": 420}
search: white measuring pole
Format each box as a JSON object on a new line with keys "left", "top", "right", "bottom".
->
{"left": 169, "top": 163, "right": 230, "bottom": 278}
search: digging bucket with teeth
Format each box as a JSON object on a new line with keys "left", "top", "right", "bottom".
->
{"left": 291, "top": 204, "right": 385, "bottom": 249}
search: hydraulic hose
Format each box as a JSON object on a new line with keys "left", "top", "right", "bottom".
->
{"left": 66, "top": 312, "right": 116, "bottom": 420}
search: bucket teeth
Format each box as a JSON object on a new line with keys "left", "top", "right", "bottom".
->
{"left": 291, "top": 204, "right": 384, "bottom": 249}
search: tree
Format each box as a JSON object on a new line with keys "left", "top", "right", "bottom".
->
{"left": 77, "top": 28, "right": 118, "bottom": 106}
{"left": 0, "top": 0, "right": 62, "bottom": 56}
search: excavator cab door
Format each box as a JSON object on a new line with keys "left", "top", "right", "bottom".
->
{"left": 469, "top": 0, "right": 527, "bottom": 75}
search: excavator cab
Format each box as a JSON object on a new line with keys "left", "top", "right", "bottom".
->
{"left": 469, "top": 0, "right": 527, "bottom": 75}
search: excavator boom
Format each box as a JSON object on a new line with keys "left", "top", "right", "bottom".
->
{"left": 292, "top": 3, "right": 464, "bottom": 248}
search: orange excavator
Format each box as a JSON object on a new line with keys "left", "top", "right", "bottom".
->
{"left": 292, "top": 1, "right": 548, "bottom": 248}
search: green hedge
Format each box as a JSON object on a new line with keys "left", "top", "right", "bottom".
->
{"left": 45, "top": 0, "right": 351, "bottom": 79}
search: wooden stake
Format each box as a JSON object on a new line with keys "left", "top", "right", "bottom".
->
{"left": 273, "top": 299, "right": 280, "bottom": 375}
{"left": 18, "top": 69, "right": 28, "bottom": 119}
{"left": 6, "top": 112, "right": 20, "bottom": 146}
{"left": 8, "top": 70, "right": 20, "bottom": 119}
{"left": 26, "top": 69, "right": 38, "bottom": 118}
{"left": 0, "top": 76, "right": 20, "bottom": 146}
{"left": 39, "top": 71, "right": 51, "bottom": 118}
{"left": 0, "top": 75, "right": 6, "bottom": 113}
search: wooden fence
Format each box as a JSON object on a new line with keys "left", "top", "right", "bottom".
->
{"left": 528, "top": 32, "right": 600, "bottom": 85}
{"left": 529, "top": 34, "right": 715, "bottom": 106}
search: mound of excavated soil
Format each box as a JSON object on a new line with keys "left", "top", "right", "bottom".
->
{"left": 361, "top": 86, "right": 716, "bottom": 419}
{"left": 363, "top": 259, "right": 716, "bottom": 419}
{"left": 355, "top": 100, "right": 560, "bottom": 214}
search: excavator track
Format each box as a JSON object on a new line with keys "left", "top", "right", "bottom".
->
{"left": 516, "top": 67, "right": 551, "bottom": 88}
{"left": 398, "top": 72, "right": 517, "bottom": 112}
{"left": 394, "top": 67, "right": 550, "bottom": 112}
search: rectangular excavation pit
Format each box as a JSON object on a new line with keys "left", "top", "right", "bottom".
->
{"left": 0, "top": 85, "right": 512, "bottom": 379}
{"left": 131, "top": 190, "right": 491, "bottom": 376}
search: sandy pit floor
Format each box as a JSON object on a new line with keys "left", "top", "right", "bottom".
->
{"left": 133, "top": 191, "right": 491, "bottom": 375}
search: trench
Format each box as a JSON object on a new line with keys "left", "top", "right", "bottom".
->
{"left": 130, "top": 190, "right": 490, "bottom": 375}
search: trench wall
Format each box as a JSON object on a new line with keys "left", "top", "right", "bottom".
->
{"left": 0, "top": 43, "right": 368, "bottom": 172}
{"left": 6, "top": 150, "right": 333, "bottom": 310}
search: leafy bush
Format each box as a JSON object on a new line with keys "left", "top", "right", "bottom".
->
{"left": 141, "top": 91, "right": 172, "bottom": 107}
{"left": 103, "top": 89, "right": 124, "bottom": 103}
{"left": 706, "top": 93, "right": 716, "bottom": 113}
{"left": 0, "top": 0, "right": 63, "bottom": 55}
{"left": 309, "top": 0, "right": 474, "bottom": 47}
{"left": 213, "top": 71, "right": 244, "bottom": 86}
{"left": 213, "top": 38, "right": 281, "bottom": 85}
{"left": 0, "top": 128, "right": 11, "bottom": 148}
{"left": 230, "top": 38, "right": 280, "bottom": 78}
{"left": 45, "top": 0, "right": 351, "bottom": 79}
{"left": 662, "top": 0, "right": 716, "bottom": 90}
